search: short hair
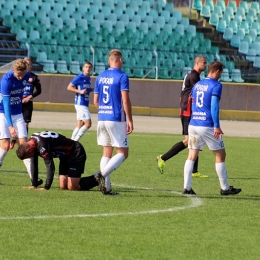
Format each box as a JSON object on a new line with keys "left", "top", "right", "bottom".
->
{"left": 83, "top": 61, "right": 93, "bottom": 67}
{"left": 108, "top": 49, "right": 122, "bottom": 61}
{"left": 194, "top": 55, "right": 206, "bottom": 64}
{"left": 208, "top": 61, "right": 224, "bottom": 73}
{"left": 13, "top": 59, "right": 27, "bottom": 72}
{"left": 16, "top": 143, "right": 30, "bottom": 160}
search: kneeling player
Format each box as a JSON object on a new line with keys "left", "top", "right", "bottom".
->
{"left": 16, "top": 130, "right": 103, "bottom": 191}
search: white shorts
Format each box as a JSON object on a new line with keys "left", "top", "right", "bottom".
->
{"left": 0, "top": 113, "right": 27, "bottom": 139}
{"left": 97, "top": 121, "right": 129, "bottom": 148}
{"left": 188, "top": 125, "right": 225, "bottom": 151}
{"left": 74, "top": 105, "right": 91, "bottom": 121}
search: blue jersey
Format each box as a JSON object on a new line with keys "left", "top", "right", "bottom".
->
{"left": 94, "top": 68, "right": 129, "bottom": 122}
{"left": 0, "top": 70, "right": 30, "bottom": 115}
{"left": 190, "top": 77, "right": 222, "bottom": 127}
{"left": 71, "top": 73, "right": 91, "bottom": 107}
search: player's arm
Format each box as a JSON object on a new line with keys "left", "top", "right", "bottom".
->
{"left": 211, "top": 95, "right": 223, "bottom": 138}
{"left": 32, "top": 76, "right": 42, "bottom": 98}
{"left": 122, "top": 90, "right": 133, "bottom": 134}
{"left": 93, "top": 93, "right": 99, "bottom": 109}
{"left": 43, "top": 157, "right": 55, "bottom": 190}
{"left": 30, "top": 153, "right": 39, "bottom": 187}
{"left": 67, "top": 83, "right": 86, "bottom": 95}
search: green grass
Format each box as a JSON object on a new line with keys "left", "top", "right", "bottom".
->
{"left": 0, "top": 128, "right": 260, "bottom": 260}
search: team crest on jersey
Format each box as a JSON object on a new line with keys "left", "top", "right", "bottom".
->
{"left": 23, "top": 80, "right": 27, "bottom": 85}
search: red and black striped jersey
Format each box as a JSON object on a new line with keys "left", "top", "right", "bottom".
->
{"left": 179, "top": 69, "right": 200, "bottom": 116}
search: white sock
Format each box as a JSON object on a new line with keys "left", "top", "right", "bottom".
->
{"left": 0, "top": 147, "right": 8, "bottom": 167}
{"left": 100, "top": 157, "right": 111, "bottom": 191}
{"left": 23, "top": 158, "right": 34, "bottom": 180}
{"left": 184, "top": 160, "right": 194, "bottom": 190}
{"left": 215, "top": 162, "right": 229, "bottom": 190}
{"left": 101, "top": 153, "right": 125, "bottom": 178}
{"left": 71, "top": 127, "right": 79, "bottom": 140}
{"left": 74, "top": 125, "right": 88, "bottom": 141}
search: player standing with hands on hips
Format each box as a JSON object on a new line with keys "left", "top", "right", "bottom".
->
{"left": 93, "top": 49, "right": 134, "bottom": 195}
{"left": 182, "top": 61, "right": 242, "bottom": 195}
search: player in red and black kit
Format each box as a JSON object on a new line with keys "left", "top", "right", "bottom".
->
{"left": 10, "top": 57, "right": 42, "bottom": 149}
{"left": 156, "top": 56, "right": 208, "bottom": 177}
{"left": 16, "top": 131, "right": 104, "bottom": 191}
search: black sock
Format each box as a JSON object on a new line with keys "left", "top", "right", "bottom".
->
{"left": 192, "top": 157, "right": 199, "bottom": 173}
{"left": 26, "top": 127, "right": 29, "bottom": 134}
{"left": 79, "top": 176, "right": 99, "bottom": 191}
{"left": 161, "top": 141, "right": 186, "bottom": 161}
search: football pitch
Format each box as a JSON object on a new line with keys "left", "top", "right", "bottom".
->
{"left": 0, "top": 128, "right": 259, "bottom": 260}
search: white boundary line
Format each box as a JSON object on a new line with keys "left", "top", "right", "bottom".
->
{"left": 0, "top": 184, "right": 203, "bottom": 220}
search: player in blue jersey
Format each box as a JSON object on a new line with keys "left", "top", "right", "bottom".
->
{"left": 183, "top": 61, "right": 242, "bottom": 195}
{"left": 10, "top": 57, "right": 42, "bottom": 149}
{"left": 0, "top": 59, "right": 41, "bottom": 185}
{"left": 67, "top": 61, "right": 93, "bottom": 141}
{"left": 93, "top": 49, "right": 134, "bottom": 195}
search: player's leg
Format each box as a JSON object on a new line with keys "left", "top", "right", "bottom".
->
{"left": 0, "top": 114, "right": 11, "bottom": 163}
{"left": 205, "top": 128, "right": 241, "bottom": 195}
{"left": 22, "top": 101, "right": 33, "bottom": 134}
{"left": 183, "top": 125, "right": 205, "bottom": 194}
{"left": 183, "top": 148, "right": 200, "bottom": 194}
{"left": 72, "top": 106, "right": 91, "bottom": 141}
{"left": 156, "top": 116, "right": 189, "bottom": 174}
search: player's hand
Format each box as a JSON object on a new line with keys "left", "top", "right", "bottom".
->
{"left": 8, "top": 126, "right": 18, "bottom": 139}
{"left": 23, "top": 186, "right": 36, "bottom": 189}
{"left": 126, "top": 121, "right": 134, "bottom": 135}
{"left": 80, "top": 89, "right": 87, "bottom": 95}
{"left": 214, "top": 127, "right": 224, "bottom": 139}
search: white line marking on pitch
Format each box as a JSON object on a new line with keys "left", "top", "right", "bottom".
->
{"left": 0, "top": 184, "right": 203, "bottom": 220}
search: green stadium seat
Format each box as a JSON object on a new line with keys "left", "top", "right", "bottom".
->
{"left": 167, "top": 16, "right": 177, "bottom": 30}
{"left": 238, "top": 41, "right": 249, "bottom": 55}
{"left": 227, "top": 1, "right": 237, "bottom": 13}
{"left": 250, "top": 2, "right": 260, "bottom": 15}
{"left": 205, "top": 0, "right": 214, "bottom": 12}
{"left": 133, "top": 67, "right": 145, "bottom": 78}
{"left": 192, "top": 0, "right": 202, "bottom": 11}
{"left": 220, "top": 68, "right": 232, "bottom": 82}
{"left": 53, "top": 3, "right": 63, "bottom": 14}
{"left": 200, "top": 5, "right": 211, "bottom": 19}
{"left": 209, "top": 13, "right": 219, "bottom": 27}
{"left": 127, "top": 21, "right": 136, "bottom": 33}
{"left": 77, "top": 4, "right": 89, "bottom": 16}
{"left": 239, "top": 1, "right": 248, "bottom": 13}
{"left": 216, "top": 19, "right": 227, "bottom": 33}
{"left": 2, "top": 15, "right": 13, "bottom": 27}
{"left": 149, "top": 9, "right": 158, "bottom": 20}
{"left": 237, "top": 28, "right": 246, "bottom": 41}
{"left": 247, "top": 8, "right": 257, "bottom": 18}
{"left": 240, "top": 21, "right": 249, "bottom": 34}
{"left": 172, "top": 10, "right": 182, "bottom": 22}
{"left": 182, "top": 67, "right": 192, "bottom": 78}
{"left": 16, "top": 29, "right": 28, "bottom": 41}
{"left": 253, "top": 56, "right": 260, "bottom": 68}
{"left": 36, "top": 51, "right": 48, "bottom": 63}
{"left": 158, "top": 69, "right": 171, "bottom": 79}
{"left": 251, "top": 41, "right": 260, "bottom": 55}
{"left": 66, "top": 3, "right": 76, "bottom": 16}
{"left": 29, "top": 1, "right": 39, "bottom": 12}
{"left": 223, "top": 27, "right": 233, "bottom": 41}
{"left": 246, "top": 48, "right": 256, "bottom": 62}
{"left": 129, "top": 1, "right": 139, "bottom": 13}
{"left": 43, "top": 60, "right": 57, "bottom": 73}
{"left": 224, "top": 6, "right": 234, "bottom": 20}
{"left": 41, "top": 2, "right": 51, "bottom": 12}
{"left": 5, "top": 1, "right": 14, "bottom": 10}
{"left": 216, "top": 0, "right": 225, "bottom": 13}
{"left": 56, "top": 60, "right": 70, "bottom": 74}
{"left": 233, "top": 14, "right": 242, "bottom": 27}
{"left": 236, "top": 7, "right": 246, "bottom": 20}
{"left": 243, "top": 35, "right": 253, "bottom": 46}
{"left": 230, "top": 35, "right": 241, "bottom": 48}
{"left": 165, "top": 2, "right": 174, "bottom": 13}
{"left": 231, "top": 69, "right": 244, "bottom": 82}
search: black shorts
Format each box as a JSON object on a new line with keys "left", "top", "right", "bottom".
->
{"left": 180, "top": 115, "right": 191, "bottom": 135}
{"left": 59, "top": 142, "right": 86, "bottom": 178}
{"left": 22, "top": 101, "right": 33, "bottom": 123}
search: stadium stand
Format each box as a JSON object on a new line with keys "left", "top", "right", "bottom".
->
{"left": 0, "top": 0, "right": 258, "bottom": 81}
